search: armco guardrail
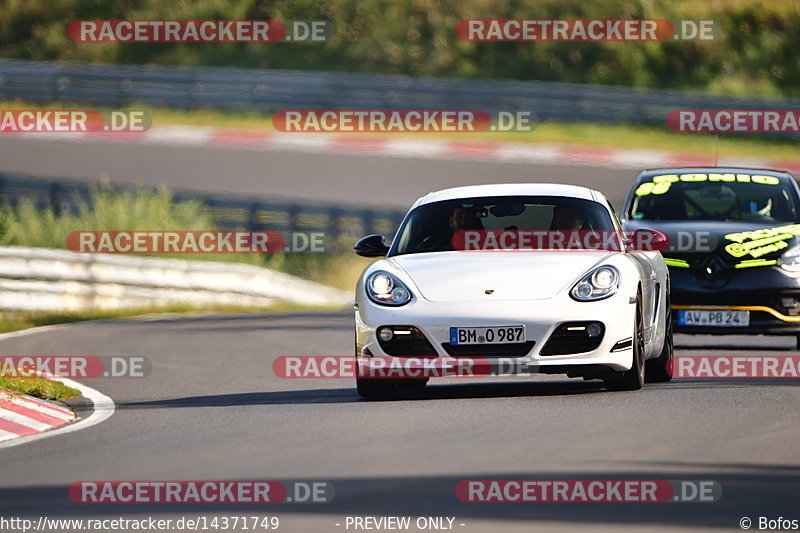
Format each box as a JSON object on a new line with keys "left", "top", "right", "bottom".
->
{"left": 0, "top": 246, "right": 352, "bottom": 311}
{"left": 1, "top": 59, "right": 799, "bottom": 125}
{"left": 0, "top": 173, "right": 406, "bottom": 247}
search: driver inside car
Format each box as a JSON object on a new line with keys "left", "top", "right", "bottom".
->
{"left": 449, "top": 206, "right": 483, "bottom": 232}
{"left": 549, "top": 205, "right": 586, "bottom": 231}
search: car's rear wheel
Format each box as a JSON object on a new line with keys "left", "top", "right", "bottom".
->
{"left": 605, "top": 289, "right": 645, "bottom": 391}
{"left": 646, "top": 293, "right": 673, "bottom": 383}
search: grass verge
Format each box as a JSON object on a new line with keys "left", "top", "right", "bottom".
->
{"left": 0, "top": 180, "right": 374, "bottom": 290}
{"left": 0, "top": 376, "right": 81, "bottom": 402}
{"left": 151, "top": 107, "right": 800, "bottom": 161}
{"left": 2, "top": 100, "right": 797, "bottom": 161}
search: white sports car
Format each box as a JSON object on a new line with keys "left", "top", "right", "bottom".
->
{"left": 353, "top": 183, "right": 672, "bottom": 399}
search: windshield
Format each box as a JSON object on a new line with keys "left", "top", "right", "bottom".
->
{"left": 629, "top": 173, "right": 799, "bottom": 222}
{"left": 391, "top": 195, "right": 615, "bottom": 256}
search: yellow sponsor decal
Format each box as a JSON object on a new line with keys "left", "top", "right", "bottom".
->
{"left": 663, "top": 257, "right": 690, "bottom": 268}
{"left": 635, "top": 173, "right": 781, "bottom": 196}
{"left": 635, "top": 181, "right": 672, "bottom": 196}
{"left": 725, "top": 224, "right": 800, "bottom": 243}
{"left": 724, "top": 223, "right": 800, "bottom": 259}
{"left": 734, "top": 259, "right": 777, "bottom": 269}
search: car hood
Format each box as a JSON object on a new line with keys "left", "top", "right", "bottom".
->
{"left": 390, "top": 251, "right": 613, "bottom": 302}
{"left": 624, "top": 219, "right": 800, "bottom": 262}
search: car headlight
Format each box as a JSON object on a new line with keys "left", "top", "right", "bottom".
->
{"left": 779, "top": 245, "right": 800, "bottom": 272}
{"left": 366, "top": 271, "right": 413, "bottom": 306}
{"left": 570, "top": 266, "right": 620, "bottom": 301}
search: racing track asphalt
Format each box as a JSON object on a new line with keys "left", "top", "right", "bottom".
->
{"left": 0, "top": 313, "right": 798, "bottom": 531}
{"left": 0, "top": 135, "right": 633, "bottom": 208}
{"left": 0, "top": 136, "right": 798, "bottom": 531}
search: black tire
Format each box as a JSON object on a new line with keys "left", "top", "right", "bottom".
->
{"left": 404, "top": 378, "right": 429, "bottom": 389}
{"left": 356, "top": 376, "right": 399, "bottom": 399}
{"left": 605, "top": 289, "right": 645, "bottom": 391}
{"left": 646, "top": 293, "right": 673, "bottom": 383}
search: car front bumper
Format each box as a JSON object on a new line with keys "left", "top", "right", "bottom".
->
{"left": 670, "top": 266, "right": 800, "bottom": 335}
{"left": 355, "top": 293, "right": 638, "bottom": 377}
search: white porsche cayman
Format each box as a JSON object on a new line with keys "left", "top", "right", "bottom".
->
{"left": 353, "top": 184, "right": 672, "bottom": 399}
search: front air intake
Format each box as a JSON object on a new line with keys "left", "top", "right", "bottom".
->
{"left": 540, "top": 322, "right": 605, "bottom": 356}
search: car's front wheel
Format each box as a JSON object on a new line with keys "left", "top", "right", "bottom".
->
{"left": 605, "top": 289, "right": 645, "bottom": 391}
{"left": 646, "top": 294, "right": 673, "bottom": 383}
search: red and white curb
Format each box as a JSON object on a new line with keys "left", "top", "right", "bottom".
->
{"left": 0, "top": 325, "right": 116, "bottom": 449}
{"left": 15, "top": 126, "right": 800, "bottom": 173}
{"left": 0, "top": 389, "right": 75, "bottom": 441}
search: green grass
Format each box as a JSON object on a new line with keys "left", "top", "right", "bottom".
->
{"left": 0, "top": 179, "right": 374, "bottom": 289}
{"left": 0, "top": 182, "right": 215, "bottom": 249}
{"left": 0, "top": 376, "right": 81, "bottom": 401}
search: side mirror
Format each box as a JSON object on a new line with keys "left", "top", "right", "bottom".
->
{"left": 624, "top": 228, "right": 670, "bottom": 252}
{"left": 354, "top": 234, "right": 390, "bottom": 257}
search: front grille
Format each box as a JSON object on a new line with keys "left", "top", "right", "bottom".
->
{"left": 377, "top": 326, "right": 438, "bottom": 356}
{"left": 540, "top": 322, "right": 605, "bottom": 356}
{"left": 441, "top": 341, "right": 535, "bottom": 357}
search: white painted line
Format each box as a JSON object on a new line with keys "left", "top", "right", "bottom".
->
{"left": 264, "top": 133, "right": 335, "bottom": 151}
{"left": 718, "top": 157, "right": 773, "bottom": 168}
{"left": 495, "top": 144, "right": 564, "bottom": 163}
{"left": 383, "top": 139, "right": 449, "bottom": 158}
{"left": 143, "top": 126, "right": 214, "bottom": 144}
{"left": 0, "top": 324, "right": 115, "bottom": 449}
{"left": 0, "top": 428, "right": 20, "bottom": 442}
{"left": 607, "top": 149, "right": 674, "bottom": 169}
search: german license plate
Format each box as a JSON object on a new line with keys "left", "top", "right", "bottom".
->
{"left": 678, "top": 310, "right": 749, "bottom": 327}
{"left": 450, "top": 325, "right": 525, "bottom": 345}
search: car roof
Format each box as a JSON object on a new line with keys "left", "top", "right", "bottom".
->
{"left": 634, "top": 167, "right": 796, "bottom": 183}
{"left": 414, "top": 183, "right": 600, "bottom": 208}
